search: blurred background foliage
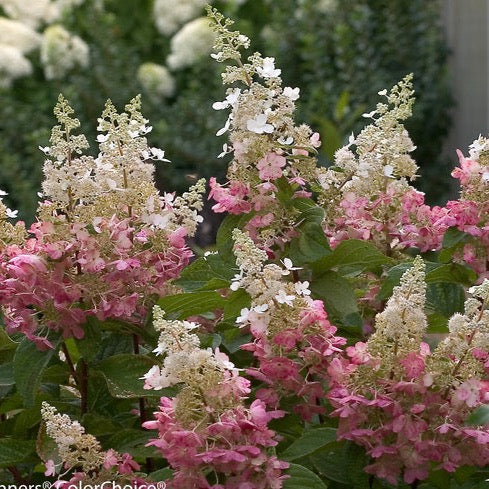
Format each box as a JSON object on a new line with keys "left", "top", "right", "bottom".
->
{"left": 0, "top": 0, "right": 452, "bottom": 234}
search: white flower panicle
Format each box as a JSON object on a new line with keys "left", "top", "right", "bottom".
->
{"left": 137, "top": 62, "right": 175, "bottom": 99}
{"left": 429, "top": 279, "right": 489, "bottom": 391}
{"left": 41, "top": 24, "right": 89, "bottom": 80}
{"left": 40, "top": 94, "right": 205, "bottom": 236}
{"left": 231, "top": 229, "right": 314, "bottom": 342}
{"left": 153, "top": 0, "right": 208, "bottom": 36}
{"left": 232, "top": 229, "right": 268, "bottom": 278}
{"left": 142, "top": 305, "right": 238, "bottom": 393}
{"left": 41, "top": 94, "right": 95, "bottom": 207}
{"left": 317, "top": 75, "right": 418, "bottom": 201}
{"left": 372, "top": 255, "right": 427, "bottom": 342}
{"left": 41, "top": 402, "right": 105, "bottom": 472}
{"left": 206, "top": 8, "right": 322, "bottom": 249}
{"left": 167, "top": 17, "right": 216, "bottom": 70}
{"left": 152, "top": 305, "right": 200, "bottom": 356}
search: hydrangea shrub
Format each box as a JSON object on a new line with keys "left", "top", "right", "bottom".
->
{"left": 0, "top": 8, "right": 488, "bottom": 489}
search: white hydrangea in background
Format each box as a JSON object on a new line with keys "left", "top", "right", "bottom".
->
{"left": 0, "top": 0, "right": 86, "bottom": 85}
{"left": 167, "top": 17, "right": 216, "bottom": 70}
{"left": 0, "top": 44, "right": 32, "bottom": 88}
{"left": 0, "top": 17, "right": 41, "bottom": 87}
{"left": 40, "top": 24, "right": 89, "bottom": 80}
{"left": 0, "top": 0, "right": 83, "bottom": 28}
{"left": 0, "top": 17, "right": 42, "bottom": 53}
{"left": 137, "top": 62, "right": 175, "bottom": 99}
{"left": 153, "top": 0, "right": 209, "bottom": 36}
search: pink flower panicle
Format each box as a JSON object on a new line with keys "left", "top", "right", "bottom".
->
{"left": 0, "top": 97, "right": 205, "bottom": 347}
{"left": 328, "top": 268, "right": 489, "bottom": 485}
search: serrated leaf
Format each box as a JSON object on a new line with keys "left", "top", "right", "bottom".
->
{"left": 96, "top": 354, "right": 163, "bottom": 398}
{"left": 37, "top": 422, "right": 61, "bottom": 465}
{"left": 314, "top": 239, "right": 391, "bottom": 273}
{"left": 157, "top": 291, "right": 226, "bottom": 320}
{"left": 378, "top": 261, "right": 471, "bottom": 301}
{"left": 0, "top": 439, "right": 35, "bottom": 468}
{"left": 94, "top": 318, "right": 156, "bottom": 346}
{"left": 13, "top": 337, "right": 57, "bottom": 407}
{"left": 222, "top": 289, "right": 251, "bottom": 323}
{"left": 284, "top": 463, "right": 329, "bottom": 489}
{"left": 82, "top": 413, "right": 120, "bottom": 436}
{"left": 311, "top": 441, "right": 368, "bottom": 486}
{"left": 281, "top": 427, "right": 337, "bottom": 461}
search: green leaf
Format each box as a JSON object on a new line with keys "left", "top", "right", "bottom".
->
{"left": 0, "top": 363, "right": 14, "bottom": 387}
{"left": 378, "top": 261, "right": 473, "bottom": 301}
{"left": 157, "top": 291, "right": 226, "bottom": 320}
{"left": 319, "top": 118, "right": 342, "bottom": 161}
{"left": 426, "top": 263, "right": 476, "bottom": 285}
{"left": 94, "top": 318, "right": 156, "bottom": 346}
{"left": 37, "top": 422, "right": 61, "bottom": 465}
{"left": 284, "top": 463, "right": 329, "bottom": 489}
{"left": 107, "top": 428, "right": 157, "bottom": 458}
{"left": 426, "top": 282, "right": 465, "bottom": 317}
{"left": 0, "top": 328, "right": 16, "bottom": 352}
{"left": 219, "top": 327, "right": 251, "bottom": 353}
{"left": 281, "top": 427, "right": 337, "bottom": 461}
{"left": 311, "top": 441, "right": 369, "bottom": 486}
{"left": 216, "top": 213, "right": 254, "bottom": 264}
{"left": 222, "top": 289, "right": 251, "bottom": 324}
{"left": 442, "top": 227, "right": 469, "bottom": 248}
{"left": 13, "top": 337, "right": 57, "bottom": 407}
{"left": 289, "top": 222, "right": 331, "bottom": 265}
{"left": 76, "top": 317, "right": 102, "bottom": 362}
{"left": 311, "top": 270, "right": 358, "bottom": 321}
{"left": 13, "top": 406, "right": 42, "bottom": 437}
{"left": 82, "top": 413, "right": 120, "bottom": 436}
{"left": 96, "top": 354, "right": 163, "bottom": 398}
{"left": 0, "top": 439, "right": 35, "bottom": 468}
{"left": 468, "top": 405, "right": 489, "bottom": 426}
{"left": 313, "top": 239, "right": 391, "bottom": 274}
{"left": 176, "top": 255, "right": 233, "bottom": 291}
{"left": 149, "top": 467, "right": 173, "bottom": 482}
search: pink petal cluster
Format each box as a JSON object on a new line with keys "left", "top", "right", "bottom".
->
{"left": 242, "top": 299, "right": 346, "bottom": 420}
{"left": 323, "top": 148, "right": 489, "bottom": 281}
{"left": 328, "top": 343, "right": 489, "bottom": 485}
{"left": 0, "top": 210, "right": 193, "bottom": 348}
{"left": 144, "top": 397, "right": 289, "bottom": 489}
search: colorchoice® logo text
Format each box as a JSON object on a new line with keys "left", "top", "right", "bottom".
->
{"left": 0, "top": 483, "right": 166, "bottom": 489}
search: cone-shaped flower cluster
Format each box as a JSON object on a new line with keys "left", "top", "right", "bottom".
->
{"left": 142, "top": 305, "right": 289, "bottom": 489}
{"left": 41, "top": 402, "right": 145, "bottom": 486}
{"left": 0, "top": 95, "right": 205, "bottom": 348}
{"left": 231, "top": 229, "right": 346, "bottom": 420}
{"left": 207, "top": 7, "right": 321, "bottom": 250}
{"left": 328, "top": 258, "right": 489, "bottom": 485}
